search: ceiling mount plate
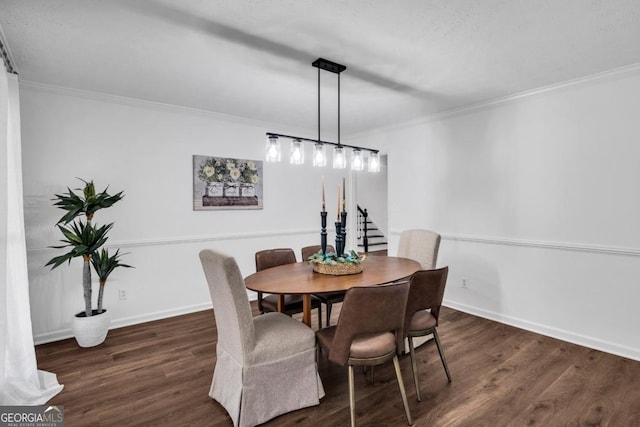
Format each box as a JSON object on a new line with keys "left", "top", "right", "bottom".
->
{"left": 312, "top": 58, "right": 346, "bottom": 74}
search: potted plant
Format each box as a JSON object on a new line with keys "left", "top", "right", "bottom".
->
{"left": 46, "top": 179, "right": 132, "bottom": 347}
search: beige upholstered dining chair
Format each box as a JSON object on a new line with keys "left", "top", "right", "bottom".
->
{"left": 255, "top": 248, "right": 323, "bottom": 328}
{"left": 301, "top": 244, "right": 343, "bottom": 327}
{"left": 316, "top": 282, "right": 413, "bottom": 426}
{"left": 397, "top": 229, "right": 441, "bottom": 269}
{"left": 199, "top": 249, "right": 324, "bottom": 427}
{"left": 403, "top": 267, "right": 451, "bottom": 402}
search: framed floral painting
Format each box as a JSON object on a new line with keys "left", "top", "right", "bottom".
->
{"left": 193, "top": 155, "right": 263, "bottom": 210}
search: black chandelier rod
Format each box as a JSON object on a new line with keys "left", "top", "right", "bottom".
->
{"left": 266, "top": 132, "right": 379, "bottom": 154}
{"left": 318, "top": 65, "right": 321, "bottom": 145}
{"left": 338, "top": 72, "right": 341, "bottom": 146}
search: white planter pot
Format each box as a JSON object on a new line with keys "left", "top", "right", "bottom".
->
{"left": 72, "top": 309, "right": 111, "bottom": 347}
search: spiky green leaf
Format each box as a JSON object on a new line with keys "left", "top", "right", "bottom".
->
{"left": 51, "top": 179, "right": 124, "bottom": 223}
{"left": 46, "top": 221, "right": 114, "bottom": 269}
{"left": 91, "top": 248, "right": 133, "bottom": 282}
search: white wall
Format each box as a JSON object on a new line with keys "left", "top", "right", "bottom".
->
{"left": 351, "top": 66, "right": 640, "bottom": 361}
{"left": 20, "top": 83, "right": 351, "bottom": 343}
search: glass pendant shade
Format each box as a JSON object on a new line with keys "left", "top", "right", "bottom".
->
{"left": 368, "top": 151, "right": 380, "bottom": 173}
{"left": 333, "top": 146, "right": 346, "bottom": 169}
{"left": 351, "top": 149, "right": 364, "bottom": 171}
{"left": 289, "top": 139, "right": 305, "bottom": 165}
{"left": 266, "top": 135, "right": 281, "bottom": 162}
{"left": 313, "top": 142, "right": 327, "bottom": 167}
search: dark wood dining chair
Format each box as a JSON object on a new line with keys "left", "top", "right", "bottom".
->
{"left": 301, "top": 244, "right": 343, "bottom": 327}
{"left": 255, "top": 248, "right": 323, "bottom": 328}
{"left": 301, "top": 244, "right": 335, "bottom": 261}
{"left": 316, "top": 282, "right": 413, "bottom": 426}
{"left": 403, "top": 266, "right": 451, "bottom": 401}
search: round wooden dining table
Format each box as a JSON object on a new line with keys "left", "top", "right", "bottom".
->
{"left": 244, "top": 256, "right": 420, "bottom": 327}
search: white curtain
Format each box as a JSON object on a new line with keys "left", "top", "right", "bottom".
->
{"left": 0, "top": 63, "right": 63, "bottom": 404}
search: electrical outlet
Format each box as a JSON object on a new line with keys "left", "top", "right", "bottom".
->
{"left": 119, "top": 289, "right": 127, "bottom": 300}
{"left": 462, "top": 278, "right": 468, "bottom": 288}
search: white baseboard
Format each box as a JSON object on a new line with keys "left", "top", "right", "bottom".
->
{"left": 444, "top": 298, "right": 640, "bottom": 362}
{"left": 36, "top": 296, "right": 639, "bottom": 363}
{"left": 33, "top": 302, "right": 213, "bottom": 345}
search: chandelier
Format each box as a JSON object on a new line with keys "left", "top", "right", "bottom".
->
{"left": 265, "top": 58, "right": 380, "bottom": 173}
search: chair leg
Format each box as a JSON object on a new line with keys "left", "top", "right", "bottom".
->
{"left": 317, "top": 306, "right": 322, "bottom": 330}
{"left": 326, "top": 302, "right": 332, "bottom": 327}
{"left": 348, "top": 365, "right": 356, "bottom": 427}
{"left": 408, "top": 336, "right": 421, "bottom": 401}
{"left": 369, "top": 365, "right": 375, "bottom": 385}
{"left": 392, "top": 355, "right": 413, "bottom": 426}
{"left": 433, "top": 329, "right": 451, "bottom": 382}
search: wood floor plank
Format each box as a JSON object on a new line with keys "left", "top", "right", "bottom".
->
{"left": 35, "top": 305, "right": 640, "bottom": 426}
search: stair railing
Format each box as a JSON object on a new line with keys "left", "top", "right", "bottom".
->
{"left": 357, "top": 205, "right": 369, "bottom": 253}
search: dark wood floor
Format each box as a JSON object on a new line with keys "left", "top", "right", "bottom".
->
{"left": 36, "top": 303, "right": 640, "bottom": 426}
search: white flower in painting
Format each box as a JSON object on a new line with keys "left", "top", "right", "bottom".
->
{"left": 230, "top": 168, "right": 241, "bottom": 180}
{"left": 217, "top": 174, "right": 223, "bottom": 181}
{"left": 226, "top": 161, "right": 236, "bottom": 170}
{"left": 247, "top": 161, "right": 256, "bottom": 170}
{"left": 203, "top": 166, "right": 214, "bottom": 177}
{"left": 251, "top": 174, "right": 259, "bottom": 184}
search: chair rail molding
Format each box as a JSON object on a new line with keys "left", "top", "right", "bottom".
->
{"left": 389, "top": 231, "right": 640, "bottom": 257}
{"left": 28, "top": 228, "right": 319, "bottom": 253}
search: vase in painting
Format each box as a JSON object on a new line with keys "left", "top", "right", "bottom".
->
{"left": 224, "top": 181, "right": 240, "bottom": 197}
{"left": 205, "top": 182, "right": 223, "bottom": 197}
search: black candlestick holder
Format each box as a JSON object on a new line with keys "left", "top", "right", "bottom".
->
{"left": 321, "top": 211, "right": 327, "bottom": 256}
{"left": 335, "top": 221, "right": 343, "bottom": 257}
{"left": 340, "top": 211, "right": 347, "bottom": 256}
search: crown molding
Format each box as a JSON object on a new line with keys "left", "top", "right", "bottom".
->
{"left": 18, "top": 79, "right": 316, "bottom": 136}
{"left": 349, "top": 62, "right": 640, "bottom": 141}
{"left": 0, "top": 22, "right": 17, "bottom": 74}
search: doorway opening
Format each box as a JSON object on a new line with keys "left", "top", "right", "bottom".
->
{"left": 354, "top": 155, "right": 388, "bottom": 254}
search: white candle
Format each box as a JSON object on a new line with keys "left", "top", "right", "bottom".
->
{"left": 342, "top": 177, "right": 346, "bottom": 212}
{"left": 337, "top": 186, "right": 340, "bottom": 220}
{"left": 322, "top": 177, "right": 325, "bottom": 212}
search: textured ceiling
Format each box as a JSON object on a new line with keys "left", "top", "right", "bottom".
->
{"left": 1, "top": 0, "right": 640, "bottom": 136}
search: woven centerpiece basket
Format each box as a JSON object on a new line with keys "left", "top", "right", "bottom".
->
{"left": 311, "top": 255, "right": 366, "bottom": 276}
